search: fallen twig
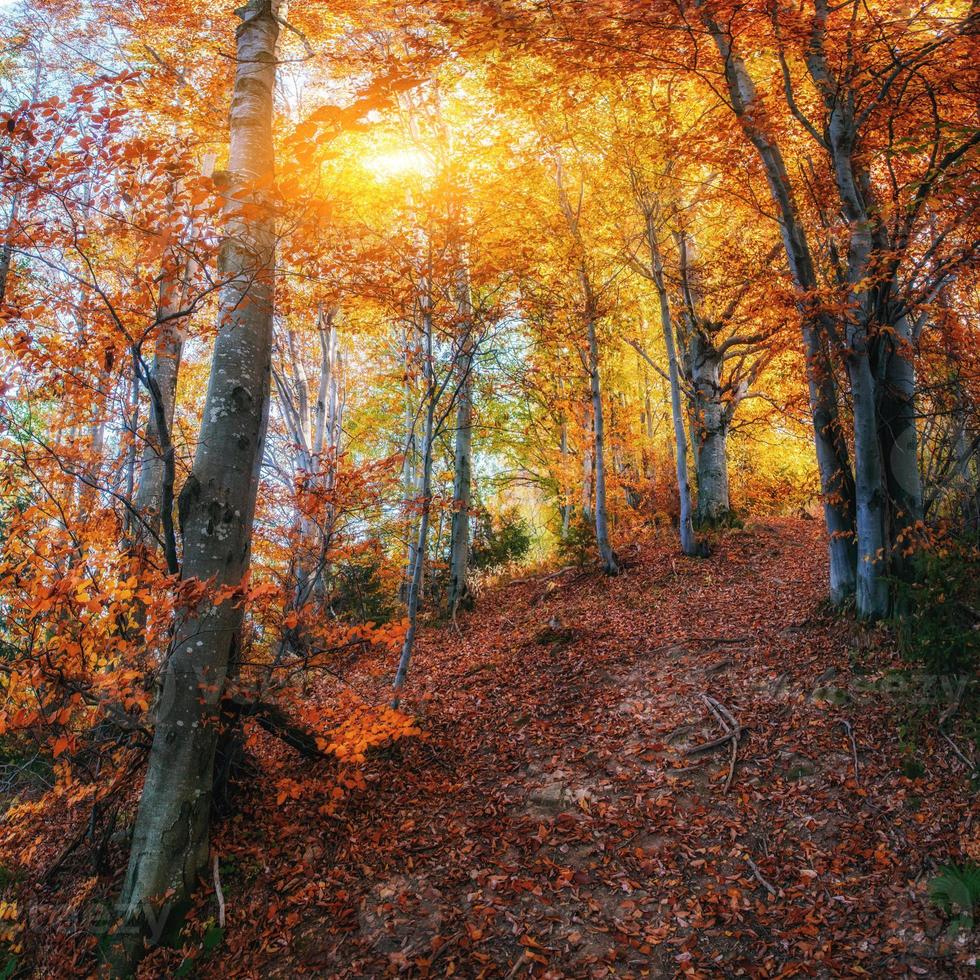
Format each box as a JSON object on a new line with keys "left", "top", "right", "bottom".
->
{"left": 682, "top": 731, "right": 738, "bottom": 756}
{"left": 935, "top": 688, "right": 977, "bottom": 773}
{"left": 505, "top": 951, "right": 526, "bottom": 978}
{"left": 724, "top": 735, "right": 738, "bottom": 792}
{"left": 213, "top": 852, "right": 226, "bottom": 927}
{"left": 839, "top": 719, "right": 860, "bottom": 783}
{"left": 429, "top": 929, "right": 463, "bottom": 970}
{"left": 939, "top": 728, "right": 977, "bottom": 773}
{"left": 745, "top": 855, "right": 777, "bottom": 897}
{"left": 701, "top": 694, "right": 730, "bottom": 733}
{"left": 699, "top": 694, "right": 740, "bottom": 791}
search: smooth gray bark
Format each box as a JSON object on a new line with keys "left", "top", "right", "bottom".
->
{"left": 447, "top": 267, "right": 474, "bottom": 613}
{"left": 644, "top": 221, "right": 697, "bottom": 557}
{"left": 559, "top": 401, "right": 573, "bottom": 537}
{"left": 581, "top": 424, "right": 593, "bottom": 522}
{"left": 675, "top": 233, "right": 732, "bottom": 525}
{"left": 392, "top": 301, "right": 436, "bottom": 707}
{"left": 586, "top": 311, "right": 620, "bottom": 574}
{"left": 134, "top": 262, "right": 185, "bottom": 549}
{"left": 879, "top": 308, "right": 923, "bottom": 549}
{"left": 803, "top": 0, "right": 921, "bottom": 614}
{"left": 553, "top": 160, "right": 618, "bottom": 572}
{"left": 689, "top": 328, "right": 731, "bottom": 525}
{"left": 846, "top": 350, "right": 889, "bottom": 616}
{"left": 111, "top": 3, "right": 280, "bottom": 971}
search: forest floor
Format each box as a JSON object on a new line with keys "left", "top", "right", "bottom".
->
{"left": 15, "top": 518, "right": 980, "bottom": 977}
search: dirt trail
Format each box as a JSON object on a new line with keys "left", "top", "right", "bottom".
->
{"left": 191, "top": 518, "right": 976, "bottom": 978}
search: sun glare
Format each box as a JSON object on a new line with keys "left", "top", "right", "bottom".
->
{"left": 364, "top": 146, "right": 433, "bottom": 179}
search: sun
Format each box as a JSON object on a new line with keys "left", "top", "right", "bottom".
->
{"left": 363, "top": 146, "right": 433, "bottom": 180}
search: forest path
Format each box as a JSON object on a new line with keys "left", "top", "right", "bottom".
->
{"left": 201, "top": 518, "right": 975, "bottom": 978}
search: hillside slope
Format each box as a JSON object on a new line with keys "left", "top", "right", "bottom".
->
{"left": 26, "top": 519, "right": 980, "bottom": 977}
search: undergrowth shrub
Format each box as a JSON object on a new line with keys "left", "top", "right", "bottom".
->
{"left": 893, "top": 541, "right": 980, "bottom": 678}
{"left": 555, "top": 512, "right": 594, "bottom": 567}
{"left": 929, "top": 861, "right": 980, "bottom": 936}
{"left": 891, "top": 539, "right": 980, "bottom": 772}
{"left": 470, "top": 508, "right": 531, "bottom": 574}
{"left": 329, "top": 544, "right": 400, "bottom": 625}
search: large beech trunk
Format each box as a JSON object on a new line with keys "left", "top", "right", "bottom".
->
{"left": 110, "top": 3, "right": 279, "bottom": 970}
{"left": 675, "top": 233, "right": 732, "bottom": 526}
{"left": 688, "top": 330, "right": 730, "bottom": 525}
{"left": 804, "top": 0, "right": 922, "bottom": 613}
{"left": 847, "top": 350, "right": 889, "bottom": 617}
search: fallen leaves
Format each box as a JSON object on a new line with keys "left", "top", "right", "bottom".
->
{"left": 5, "top": 520, "right": 979, "bottom": 977}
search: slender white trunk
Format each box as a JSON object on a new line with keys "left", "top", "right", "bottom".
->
{"left": 644, "top": 223, "right": 697, "bottom": 556}
{"left": 134, "top": 262, "right": 185, "bottom": 546}
{"left": 586, "top": 314, "right": 619, "bottom": 574}
{"left": 392, "top": 303, "right": 435, "bottom": 706}
{"left": 581, "top": 414, "right": 593, "bottom": 522}
{"left": 447, "top": 266, "right": 474, "bottom": 613}
{"left": 559, "top": 410, "right": 573, "bottom": 536}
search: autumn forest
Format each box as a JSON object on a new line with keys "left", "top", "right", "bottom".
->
{"left": 0, "top": 0, "right": 978, "bottom": 976}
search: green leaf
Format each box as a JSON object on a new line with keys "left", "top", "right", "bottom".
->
{"left": 202, "top": 924, "right": 224, "bottom": 954}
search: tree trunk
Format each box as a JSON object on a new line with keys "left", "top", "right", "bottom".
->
{"left": 847, "top": 351, "right": 889, "bottom": 617}
{"left": 658, "top": 294, "right": 697, "bottom": 557}
{"left": 110, "top": 3, "right": 279, "bottom": 971}
{"left": 587, "top": 314, "right": 620, "bottom": 574}
{"left": 122, "top": 358, "right": 140, "bottom": 537}
{"left": 696, "top": 0, "right": 857, "bottom": 599}
{"left": 689, "top": 332, "right": 730, "bottom": 525}
{"left": 644, "top": 224, "right": 697, "bottom": 557}
{"left": 392, "top": 304, "right": 436, "bottom": 707}
{"left": 581, "top": 412, "right": 593, "bottom": 523}
{"left": 447, "top": 267, "right": 474, "bottom": 614}
{"left": 877, "top": 303, "right": 923, "bottom": 569}
{"left": 559, "top": 409, "right": 573, "bottom": 536}
{"left": 0, "top": 192, "right": 19, "bottom": 307}
{"left": 133, "top": 262, "right": 185, "bottom": 547}
{"left": 805, "top": 323, "right": 857, "bottom": 601}
{"left": 400, "top": 325, "right": 420, "bottom": 605}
